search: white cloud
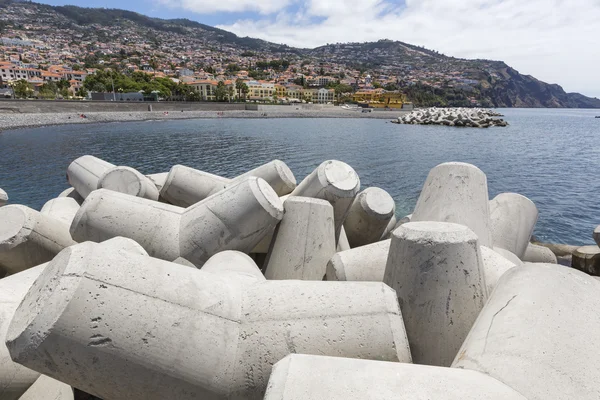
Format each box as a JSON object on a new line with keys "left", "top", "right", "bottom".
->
{"left": 154, "top": 0, "right": 293, "bottom": 14}
{"left": 213, "top": 0, "right": 600, "bottom": 98}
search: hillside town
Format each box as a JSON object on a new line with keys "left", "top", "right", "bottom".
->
{"left": 0, "top": 1, "right": 495, "bottom": 107}
{"left": 1, "top": 1, "right": 599, "bottom": 108}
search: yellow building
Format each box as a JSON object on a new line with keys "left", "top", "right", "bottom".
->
{"left": 275, "top": 84, "right": 286, "bottom": 98}
{"left": 353, "top": 89, "right": 406, "bottom": 108}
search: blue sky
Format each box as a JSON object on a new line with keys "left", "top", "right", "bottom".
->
{"left": 35, "top": 0, "right": 600, "bottom": 97}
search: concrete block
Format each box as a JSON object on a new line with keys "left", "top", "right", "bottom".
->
{"left": 161, "top": 161, "right": 296, "bottom": 208}
{"left": 384, "top": 221, "right": 487, "bottom": 366}
{"left": 453, "top": 263, "right": 600, "bottom": 399}
{"left": 218, "top": 160, "right": 297, "bottom": 197}
{"left": 70, "top": 189, "right": 184, "bottom": 261}
{"left": 595, "top": 225, "right": 600, "bottom": 247}
{"left": 71, "top": 178, "right": 283, "bottom": 267}
{"left": 264, "top": 197, "right": 335, "bottom": 280}
{"left": 571, "top": 245, "right": 600, "bottom": 276}
{"left": 159, "top": 164, "right": 229, "bottom": 207}
{"left": 265, "top": 354, "right": 526, "bottom": 400}
{"left": 493, "top": 246, "right": 524, "bottom": 266}
{"left": 489, "top": 193, "right": 538, "bottom": 259}
{"left": 7, "top": 242, "right": 411, "bottom": 400}
{"left": 146, "top": 172, "right": 169, "bottom": 192}
{"left": 0, "top": 205, "right": 75, "bottom": 276}
{"left": 290, "top": 160, "right": 360, "bottom": 241}
{"left": 202, "top": 250, "right": 265, "bottom": 282}
{"left": 412, "top": 162, "right": 492, "bottom": 247}
{"left": 379, "top": 214, "right": 397, "bottom": 240}
{"left": 337, "top": 226, "right": 351, "bottom": 251}
{"left": 326, "top": 239, "right": 390, "bottom": 281}
{"left": 522, "top": 243, "right": 557, "bottom": 264}
{"left": 40, "top": 197, "right": 80, "bottom": 227}
{"left": 66, "top": 155, "right": 115, "bottom": 199}
{"left": 179, "top": 177, "right": 284, "bottom": 266}
{"left": 0, "top": 264, "right": 45, "bottom": 400}
{"left": 17, "top": 375, "right": 73, "bottom": 400}
{"left": 57, "top": 187, "right": 83, "bottom": 204}
{"left": 0, "top": 188, "right": 7, "bottom": 207}
{"left": 97, "top": 166, "right": 160, "bottom": 201}
{"left": 343, "top": 187, "right": 395, "bottom": 247}
{"left": 479, "top": 246, "right": 516, "bottom": 294}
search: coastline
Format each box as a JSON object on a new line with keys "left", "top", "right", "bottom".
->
{"left": 0, "top": 108, "right": 403, "bottom": 131}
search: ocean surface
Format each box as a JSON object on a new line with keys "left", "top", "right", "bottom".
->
{"left": 1, "top": 108, "right": 598, "bottom": 245}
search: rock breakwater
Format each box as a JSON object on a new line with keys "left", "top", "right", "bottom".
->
{"left": 393, "top": 107, "right": 508, "bottom": 128}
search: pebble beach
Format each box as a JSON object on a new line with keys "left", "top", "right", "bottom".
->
{"left": 0, "top": 108, "right": 402, "bottom": 131}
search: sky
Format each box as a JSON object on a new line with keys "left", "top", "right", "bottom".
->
{"left": 38, "top": 0, "right": 600, "bottom": 98}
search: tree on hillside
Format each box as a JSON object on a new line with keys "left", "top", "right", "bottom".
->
{"left": 235, "top": 78, "right": 245, "bottom": 99}
{"left": 214, "top": 81, "right": 227, "bottom": 102}
{"left": 227, "top": 85, "right": 235, "bottom": 102}
{"left": 38, "top": 81, "right": 58, "bottom": 99}
{"left": 13, "top": 80, "right": 33, "bottom": 99}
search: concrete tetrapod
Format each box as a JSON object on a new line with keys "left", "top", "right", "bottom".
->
{"left": 179, "top": 176, "right": 284, "bottom": 266}
{"left": 18, "top": 375, "right": 73, "bottom": 400}
{"left": 595, "top": 225, "right": 600, "bottom": 247}
{"left": 0, "top": 205, "right": 75, "bottom": 276}
{"left": 453, "top": 263, "right": 600, "bottom": 400}
{"left": 379, "top": 214, "right": 397, "bottom": 240}
{"left": 522, "top": 243, "right": 557, "bottom": 264}
{"left": 326, "top": 239, "right": 390, "bottom": 282}
{"left": 264, "top": 197, "right": 335, "bottom": 280}
{"left": 290, "top": 160, "right": 360, "bottom": 242}
{"left": 57, "top": 187, "right": 83, "bottom": 204}
{"left": 337, "top": 226, "right": 351, "bottom": 252}
{"left": 411, "top": 162, "right": 492, "bottom": 247}
{"left": 571, "top": 245, "right": 600, "bottom": 276}
{"left": 492, "top": 246, "right": 524, "bottom": 266}
{"left": 0, "top": 264, "right": 45, "bottom": 400}
{"left": 40, "top": 197, "right": 80, "bottom": 227}
{"left": 97, "top": 166, "right": 160, "bottom": 201}
{"left": 146, "top": 172, "right": 169, "bottom": 192}
{"left": 6, "top": 242, "right": 412, "bottom": 400}
{"left": 479, "top": 246, "right": 516, "bottom": 294}
{"left": 70, "top": 189, "right": 184, "bottom": 261}
{"left": 0, "top": 188, "right": 7, "bottom": 207}
{"left": 202, "top": 250, "right": 266, "bottom": 282}
{"left": 0, "top": 237, "right": 146, "bottom": 400}
{"left": 71, "top": 177, "right": 284, "bottom": 266}
{"left": 343, "top": 187, "right": 395, "bottom": 248}
{"left": 384, "top": 221, "right": 488, "bottom": 367}
{"left": 66, "top": 155, "right": 115, "bottom": 199}
{"left": 159, "top": 165, "right": 229, "bottom": 207}
{"left": 489, "top": 193, "right": 538, "bottom": 259}
{"left": 264, "top": 354, "right": 526, "bottom": 400}
{"left": 161, "top": 161, "right": 296, "bottom": 208}
{"left": 210, "top": 160, "right": 297, "bottom": 198}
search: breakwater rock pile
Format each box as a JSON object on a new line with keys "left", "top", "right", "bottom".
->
{"left": 1, "top": 157, "right": 600, "bottom": 400}
{"left": 393, "top": 107, "right": 508, "bottom": 127}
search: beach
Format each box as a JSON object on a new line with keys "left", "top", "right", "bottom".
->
{"left": 0, "top": 107, "right": 404, "bottom": 131}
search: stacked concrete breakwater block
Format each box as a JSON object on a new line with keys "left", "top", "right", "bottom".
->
{"left": 0, "top": 188, "right": 7, "bottom": 207}
{"left": 1, "top": 155, "right": 597, "bottom": 399}
{"left": 6, "top": 241, "right": 411, "bottom": 400}
{"left": 265, "top": 354, "right": 526, "bottom": 400}
{"left": 393, "top": 107, "right": 508, "bottom": 128}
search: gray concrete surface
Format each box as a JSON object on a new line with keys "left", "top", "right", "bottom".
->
{"left": 6, "top": 241, "right": 412, "bottom": 400}
{"left": 265, "top": 354, "right": 526, "bottom": 400}
{"left": 98, "top": 166, "right": 160, "bottom": 201}
{"left": 489, "top": 193, "right": 538, "bottom": 259}
{"left": 0, "top": 205, "right": 75, "bottom": 276}
{"left": 522, "top": 243, "right": 558, "bottom": 264}
{"left": 453, "top": 263, "right": 600, "bottom": 399}
{"left": 264, "top": 197, "right": 335, "bottom": 280}
{"left": 343, "top": 187, "right": 395, "bottom": 248}
{"left": 40, "top": 197, "right": 80, "bottom": 227}
{"left": 411, "top": 162, "right": 492, "bottom": 247}
{"left": 290, "top": 160, "right": 360, "bottom": 242}
{"left": 326, "top": 239, "right": 390, "bottom": 282}
{"left": 384, "top": 221, "right": 487, "bottom": 367}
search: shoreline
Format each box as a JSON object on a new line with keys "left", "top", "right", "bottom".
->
{"left": 0, "top": 109, "right": 403, "bottom": 131}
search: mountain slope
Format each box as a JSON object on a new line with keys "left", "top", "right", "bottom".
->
{"left": 0, "top": 0, "right": 598, "bottom": 108}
